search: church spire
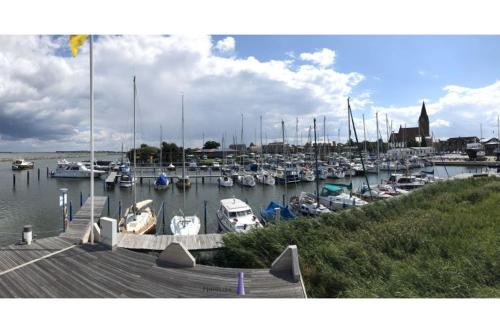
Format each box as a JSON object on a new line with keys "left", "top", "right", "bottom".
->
{"left": 418, "top": 101, "right": 429, "bottom": 136}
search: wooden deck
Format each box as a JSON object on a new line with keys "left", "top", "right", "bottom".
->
{"left": 0, "top": 237, "right": 305, "bottom": 298}
{"left": 117, "top": 233, "right": 224, "bottom": 251}
{"left": 105, "top": 172, "right": 118, "bottom": 189}
{"left": 59, "top": 196, "right": 108, "bottom": 243}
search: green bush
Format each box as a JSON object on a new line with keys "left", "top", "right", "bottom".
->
{"left": 209, "top": 177, "right": 500, "bottom": 297}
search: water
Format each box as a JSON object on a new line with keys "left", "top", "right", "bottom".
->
{"left": 0, "top": 152, "right": 483, "bottom": 246}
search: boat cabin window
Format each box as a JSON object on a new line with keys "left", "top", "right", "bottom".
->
{"left": 229, "top": 212, "right": 237, "bottom": 218}
{"left": 71, "top": 166, "right": 80, "bottom": 170}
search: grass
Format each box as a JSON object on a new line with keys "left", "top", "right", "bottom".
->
{"left": 208, "top": 177, "right": 500, "bottom": 297}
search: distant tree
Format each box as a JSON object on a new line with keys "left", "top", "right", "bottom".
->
{"left": 161, "top": 142, "right": 182, "bottom": 163}
{"left": 420, "top": 135, "right": 427, "bottom": 147}
{"left": 406, "top": 138, "right": 418, "bottom": 148}
{"left": 127, "top": 144, "right": 160, "bottom": 164}
{"left": 203, "top": 141, "right": 220, "bottom": 149}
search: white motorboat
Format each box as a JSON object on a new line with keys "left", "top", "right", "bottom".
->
{"left": 119, "top": 199, "right": 157, "bottom": 234}
{"left": 167, "top": 163, "right": 176, "bottom": 171}
{"left": 170, "top": 213, "right": 201, "bottom": 235}
{"left": 319, "top": 183, "right": 368, "bottom": 211}
{"left": 387, "top": 173, "right": 425, "bottom": 190}
{"left": 291, "top": 192, "right": 331, "bottom": 216}
{"left": 237, "top": 174, "right": 256, "bottom": 187}
{"left": 216, "top": 198, "right": 262, "bottom": 233}
{"left": 256, "top": 171, "right": 275, "bottom": 185}
{"left": 299, "top": 169, "right": 316, "bottom": 182}
{"left": 119, "top": 173, "right": 135, "bottom": 188}
{"left": 212, "top": 162, "right": 221, "bottom": 171}
{"left": 218, "top": 175, "right": 234, "bottom": 187}
{"left": 12, "top": 159, "right": 34, "bottom": 170}
{"left": 377, "top": 184, "right": 409, "bottom": 196}
{"left": 51, "top": 161, "right": 105, "bottom": 178}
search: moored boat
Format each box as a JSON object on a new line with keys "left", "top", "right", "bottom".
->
{"left": 12, "top": 159, "right": 34, "bottom": 170}
{"left": 217, "top": 198, "right": 262, "bottom": 233}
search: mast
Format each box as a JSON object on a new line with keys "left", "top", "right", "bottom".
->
{"left": 385, "top": 113, "right": 390, "bottom": 151}
{"left": 323, "top": 116, "right": 326, "bottom": 159}
{"left": 159, "top": 125, "right": 163, "bottom": 169}
{"left": 347, "top": 99, "right": 352, "bottom": 192}
{"left": 295, "top": 117, "right": 299, "bottom": 153}
{"left": 181, "top": 93, "right": 186, "bottom": 215}
{"left": 89, "top": 35, "right": 95, "bottom": 244}
{"left": 260, "top": 115, "right": 263, "bottom": 169}
{"left": 282, "top": 120, "right": 287, "bottom": 204}
{"left": 121, "top": 141, "right": 123, "bottom": 164}
{"left": 313, "top": 118, "right": 320, "bottom": 208}
{"left": 133, "top": 76, "right": 137, "bottom": 217}
{"left": 362, "top": 114, "right": 367, "bottom": 154}
{"left": 376, "top": 111, "right": 380, "bottom": 160}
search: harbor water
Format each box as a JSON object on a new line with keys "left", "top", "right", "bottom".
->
{"left": 0, "top": 152, "right": 486, "bottom": 246}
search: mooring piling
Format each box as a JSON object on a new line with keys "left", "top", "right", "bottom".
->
{"left": 162, "top": 201, "right": 166, "bottom": 234}
{"left": 204, "top": 200, "right": 208, "bottom": 234}
{"left": 80, "top": 191, "right": 83, "bottom": 207}
{"left": 27, "top": 171, "right": 29, "bottom": 185}
{"left": 37, "top": 168, "right": 40, "bottom": 181}
{"left": 12, "top": 174, "right": 15, "bottom": 188}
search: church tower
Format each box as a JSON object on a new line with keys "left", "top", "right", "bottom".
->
{"left": 418, "top": 101, "right": 429, "bottom": 137}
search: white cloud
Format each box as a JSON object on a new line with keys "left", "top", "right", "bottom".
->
{"left": 299, "top": 48, "right": 336, "bottom": 67}
{"left": 372, "top": 81, "right": 500, "bottom": 139}
{"left": 0, "top": 35, "right": 366, "bottom": 151}
{"left": 214, "top": 37, "right": 235, "bottom": 53}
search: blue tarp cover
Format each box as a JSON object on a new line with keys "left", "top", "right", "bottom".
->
{"left": 260, "top": 201, "right": 296, "bottom": 221}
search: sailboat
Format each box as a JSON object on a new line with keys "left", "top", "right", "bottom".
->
{"left": 218, "top": 135, "right": 234, "bottom": 187}
{"left": 176, "top": 95, "right": 192, "bottom": 190}
{"left": 171, "top": 94, "right": 200, "bottom": 236}
{"left": 119, "top": 76, "right": 157, "bottom": 234}
{"left": 154, "top": 125, "right": 170, "bottom": 190}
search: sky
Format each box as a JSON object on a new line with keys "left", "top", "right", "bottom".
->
{"left": 1, "top": 35, "right": 500, "bottom": 152}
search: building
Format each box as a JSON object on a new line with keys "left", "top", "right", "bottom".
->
{"left": 228, "top": 144, "right": 246, "bottom": 152}
{"left": 387, "top": 147, "right": 435, "bottom": 159}
{"left": 437, "top": 136, "right": 479, "bottom": 153}
{"left": 389, "top": 101, "right": 431, "bottom": 148}
{"left": 483, "top": 138, "right": 500, "bottom": 156}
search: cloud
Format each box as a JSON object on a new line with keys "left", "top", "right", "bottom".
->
{"left": 418, "top": 69, "right": 439, "bottom": 79}
{"left": 372, "top": 81, "right": 500, "bottom": 139}
{"left": 299, "top": 48, "right": 336, "bottom": 67}
{"left": 0, "top": 35, "right": 366, "bottom": 151}
{"left": 214, "top": 37, "right": 235, "bottom": 53}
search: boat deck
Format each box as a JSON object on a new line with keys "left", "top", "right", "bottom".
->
{"left": 0, "top": 237, "right": 305, "bottom": 298}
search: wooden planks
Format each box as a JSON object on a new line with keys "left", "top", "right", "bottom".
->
{"left": 0, "top": 239, "right": 305, "bottom": 298}
{"left": 116, "top": 233, "right": 224, "bottom": 251}
{"left": 59, "top": 196, "right": 108, "bottom": 243}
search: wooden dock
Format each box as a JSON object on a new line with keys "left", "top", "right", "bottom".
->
{"left": 117, "top": 233, "right": 224, "bottom": 251}
{"left": 59, "top": 196, "right": 107, "bottom": 243}
{"left": 105, "top": 171, "right": 118, "bottom": 189}
{"left": 0, "top": 236, "right": 306, "bottom": 298}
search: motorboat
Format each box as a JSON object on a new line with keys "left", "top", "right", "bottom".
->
{"left": 217, "top": 198, "right": 262, "bottom": 233}
{"left": 290, "top": 192, "right": 331, "bottom": 216}
{"left": 299, "top": 168, "right": 316, "bottom": 182}
{"left": 218, "top": 175, "right": 234, "bottom": 187}
{"left": 119, "top": 172, "right": 135, "bottom": 188}
{"left": 188, "top": 161, "right": 197, "bottom": 171}
{"left": 12, "top": 159, "right": 34, "bottom": 170}
{"left": 274, "top": 167, "right": 300, "bottom": 184}
{"left": 154, "top": 172, "right": 169, "bottom": 190}
{"left": 387, "top": 174, "right": 425, "bottom": 190}
{"left": 377, "top": 184, "right": 409, "bottom": 196}
{"left": 170, "top": 212, "right": 201, "bottom": 235}
{"left": 237, "top": 174, "right": 256, "bottom": 187}
{"left": 51, "top": 161, "right": 105, "bottom": 178}
{"left": 167, "top": 163, "right": 176, "bottom": 171}
{"left": 211, "top": 162, "right": 221, "bottom": 171}
{"left": 119, "top": 199, "right": 157, "bottom": 234}
{"left": 256, "top": 171, "right": 275, "bottom": 185}
{"left": 319, "top": 183, "right": 368, "bottom": 211}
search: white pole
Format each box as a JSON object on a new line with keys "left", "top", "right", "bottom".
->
{"left": 89, "top": 35, "right": 94, "bottom": 244}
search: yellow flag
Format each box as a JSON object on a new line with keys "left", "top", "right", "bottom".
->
{"left": 69, "top": 35, "right": 89, "bottom": 57}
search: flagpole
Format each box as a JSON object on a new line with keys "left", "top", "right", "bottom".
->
{"left": 90, "top": 35, "right": 94, "bottom": 244}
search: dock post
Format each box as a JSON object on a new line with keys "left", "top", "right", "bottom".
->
{"left": 69, "top": 201, "right": 73, "bottom": 221}
{"left": 283, "top": 194, "right": 286, "bottom": 206}
{"left": 37, "top": 168, "right": 40, "bottom": 181}
{"left": 12, "top": 174, "right": 15, "bottom": 188}
{"left": 107, "top": 195, "right": 110, "bottom": 216}
{"left": 27, "top": 171, "right": 29, "bottom": 185}
{"left": 80, "top": 191, "right": 83, "bottom": 207}
{"left": 204, "top": 200, "right": 208, "bottom": 234}
{"left": 46, "top": 167, "right": 49, "bottom": 178}
{"left": 237, "top": 272, "right": 245, "bottom": 296}
{"left": 162, "top": 201, "right": 165, "bottom": 234}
